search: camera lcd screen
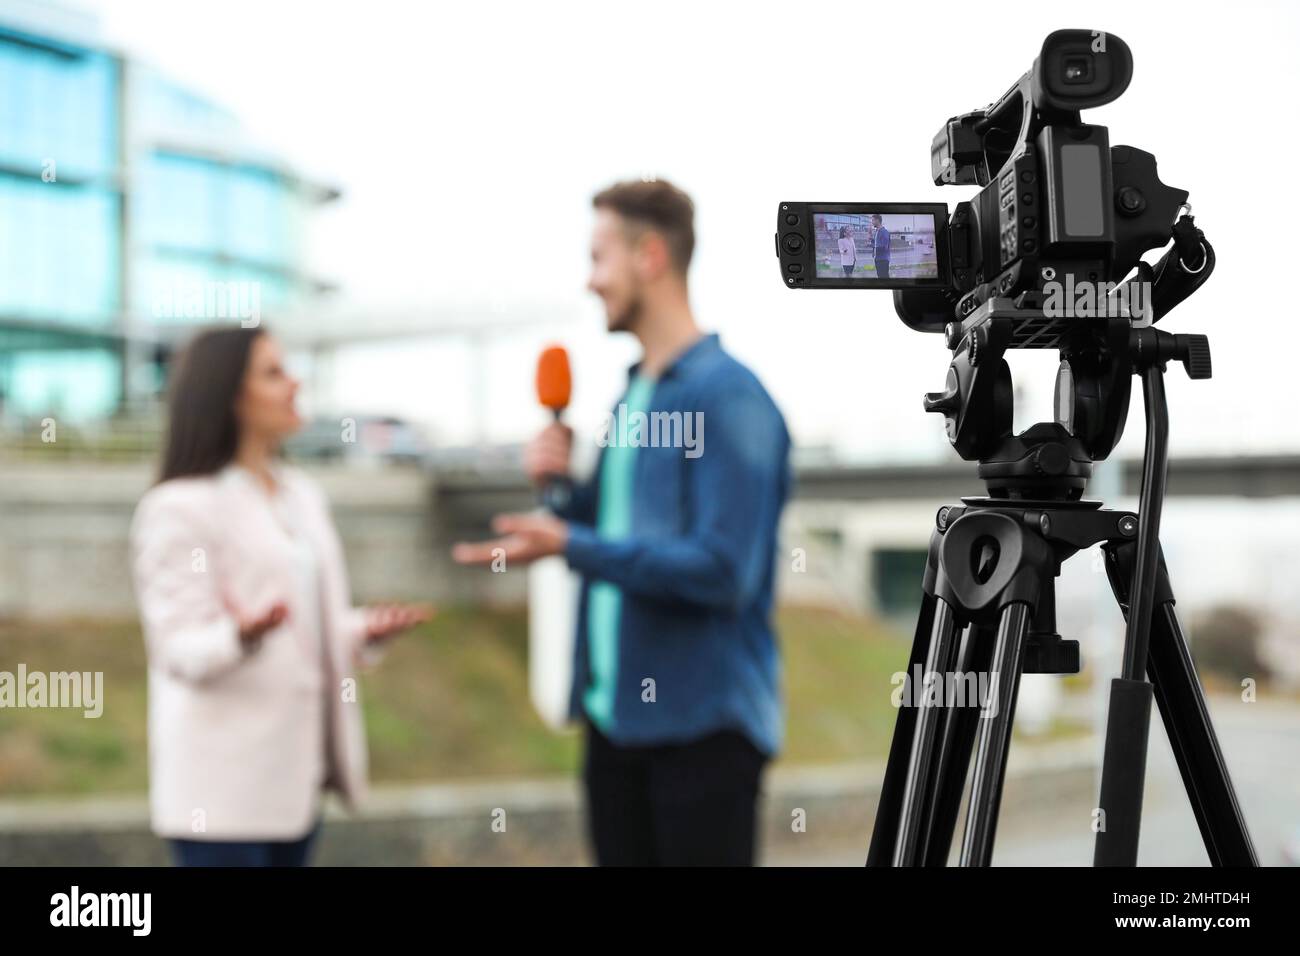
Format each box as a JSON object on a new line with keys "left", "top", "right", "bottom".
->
{"left": 812, "top": 210, "right": 943, "bottom": 281}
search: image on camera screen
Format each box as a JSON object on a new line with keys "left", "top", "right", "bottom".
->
{"left": 813, "top": 212, "right": 940, "bottom": 280}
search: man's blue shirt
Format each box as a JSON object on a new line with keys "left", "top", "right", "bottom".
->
{"left": 874, "top": 227, "right": 891, "bottom": 260}
{"left": 558, "top": 333, "right": 792, "bottom": 756}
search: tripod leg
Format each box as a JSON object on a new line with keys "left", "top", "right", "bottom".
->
{"left": 959, "top": 601, "right": 1030, "bottom": 866}
{"left": 866, "top": 589, "right": 936, "bottom": 865}
{"left": 893, "top": 597, "right": 962, "bottom": 865}
{"left": 921, "top": 623, "right": 995, "bottom": 865}
{"left": 1103, "top": 543, "right": 1258, "bottom": 865}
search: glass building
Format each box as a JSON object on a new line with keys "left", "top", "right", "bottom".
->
{"left": 0, "top": 3, "right": 336, "bottom": 421}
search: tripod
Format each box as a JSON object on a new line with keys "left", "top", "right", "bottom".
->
{"left": 867, "top": 258, "right": 1258, "bottom": 867}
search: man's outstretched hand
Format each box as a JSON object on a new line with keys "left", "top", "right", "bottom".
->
{"left": 451, "top": 512, "right": 569, "bottom": 567}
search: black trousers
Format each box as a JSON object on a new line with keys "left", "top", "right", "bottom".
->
{"left": 582, "top": 721, "right": 767, "bottom": 866}
{"left": 874, "top": 257, "right": 890, "bottom": 279}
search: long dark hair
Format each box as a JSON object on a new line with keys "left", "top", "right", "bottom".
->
{"left": 158, "top": 326, "right": 266, "bottom": 483}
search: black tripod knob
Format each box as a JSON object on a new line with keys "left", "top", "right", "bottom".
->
{"left": 1131, "top": 328, "right": 1212, "bottom": 380}
{"left": 924, "top": 368, "right": 961, "bottom": 415}
{"left": 1031, "top": 442, "right": 1071, "bottom": 476}
{"left": 924, "top": 388, "right": 960, "bottom": 415}
{"left": 1180, "top": 333, "right": 1212, "bottom": 380}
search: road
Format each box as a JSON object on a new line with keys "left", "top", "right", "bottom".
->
{"left": 764, "top": 696, "right": 1300, "bottom": 866}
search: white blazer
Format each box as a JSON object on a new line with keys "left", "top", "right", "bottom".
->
{"left": 130, "top": 464, "right": 381, "bottom": 840}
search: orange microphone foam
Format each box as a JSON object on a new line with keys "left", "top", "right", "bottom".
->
{"left": 536, "top": 345, "right": 572, "bottom": 412}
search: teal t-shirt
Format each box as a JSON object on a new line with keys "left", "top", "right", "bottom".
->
{"left": 583, "top": 373, "right": 656, "bottom": 730}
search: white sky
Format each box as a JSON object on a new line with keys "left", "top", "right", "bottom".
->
{"left": 67, "top": 0, "right": 1300, "bottom": 460}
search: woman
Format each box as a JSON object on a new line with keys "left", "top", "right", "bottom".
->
{"left": 837, "top": 225, "right": 857, "bottom": 277}
{"left": 130, "top": 326, "right": 431, "bottom": 866}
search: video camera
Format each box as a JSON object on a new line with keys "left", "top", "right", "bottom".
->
{"left": 776, "top": 28, "right": 1214, "bottom": 487}
{"left": 776, "top": 28, "right": 1199, "bottom": 322}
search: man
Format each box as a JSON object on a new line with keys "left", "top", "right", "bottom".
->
{"left": 453, "top": 178, "right": 791, "bottom": 866}
{"left": 871, "top": 212, "right": 891, "bottom": 279}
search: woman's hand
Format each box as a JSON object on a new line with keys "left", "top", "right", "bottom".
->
{"left": 238, "top": 601, "right": 288, "bottom": 650}
{"left": 364, "top": 603, "right": 435, "bottom": 645}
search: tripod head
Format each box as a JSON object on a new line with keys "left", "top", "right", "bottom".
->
{"left": 919, "top": 225, "right": 1216, "bottom": 500}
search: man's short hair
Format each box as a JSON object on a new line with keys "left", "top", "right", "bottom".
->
{"left": 592, "top": 178, "right": 695, "bottom": 275}
{"left": 870, "top": 213, "right": 883, "bottom": 223}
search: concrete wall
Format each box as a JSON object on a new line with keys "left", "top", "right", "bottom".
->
{"left": 0, "top": 462, "right": 528, "bottom": 619}
{"left": 0, "top": 462, "right": 830, "bottom": 619}
{"left": 4, "top": 461, "right": 1298, "bottom": 659}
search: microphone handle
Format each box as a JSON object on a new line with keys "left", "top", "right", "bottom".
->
{"left": 538, "top": 407, "right": 572, "bottom": 513}
{"left": 540, "top": 474, "right": 574, "bottom": 514}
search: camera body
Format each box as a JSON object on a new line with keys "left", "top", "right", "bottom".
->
{"left": 777, "top": 29, "right": 1188, "bottom": 341}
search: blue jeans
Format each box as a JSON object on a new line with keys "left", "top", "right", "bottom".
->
{"left": 170, "top": 819, "right": 321, "bottom": 867}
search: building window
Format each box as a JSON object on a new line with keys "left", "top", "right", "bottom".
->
{"left": 0, "top": 177, "right": 121, "bottom": 324}
{"left": 871, "top": 547, "right": 929, "bottom": 617}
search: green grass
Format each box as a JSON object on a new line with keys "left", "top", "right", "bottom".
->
{"left": 0, "top": 606, "right": 924, "bottom": 797}
{"left": 780, "top": 606, "right": 912, "bottom": 763}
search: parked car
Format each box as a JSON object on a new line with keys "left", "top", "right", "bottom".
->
{"left": 285, "top": 414, "right": 430, "bottom": 465}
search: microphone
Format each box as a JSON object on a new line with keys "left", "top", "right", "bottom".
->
{"left": 535, "top": 345, "right": 573, "bottom": 513}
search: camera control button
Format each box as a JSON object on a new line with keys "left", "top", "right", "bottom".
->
{"left": 782, "top": 233, "right": 805, "bottom": 254}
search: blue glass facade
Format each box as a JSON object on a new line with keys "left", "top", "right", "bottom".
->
{"left": 0, "top": 29, "right": 118, "bottom": 179}
{"left": 0, "top": 26, "right": 122, "bottom": 417}
{"left": 0, "top": 19, "right": 331, "bottom": 422}
{"left": 133, "top": 152, "right": 301, "bottom": 323}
